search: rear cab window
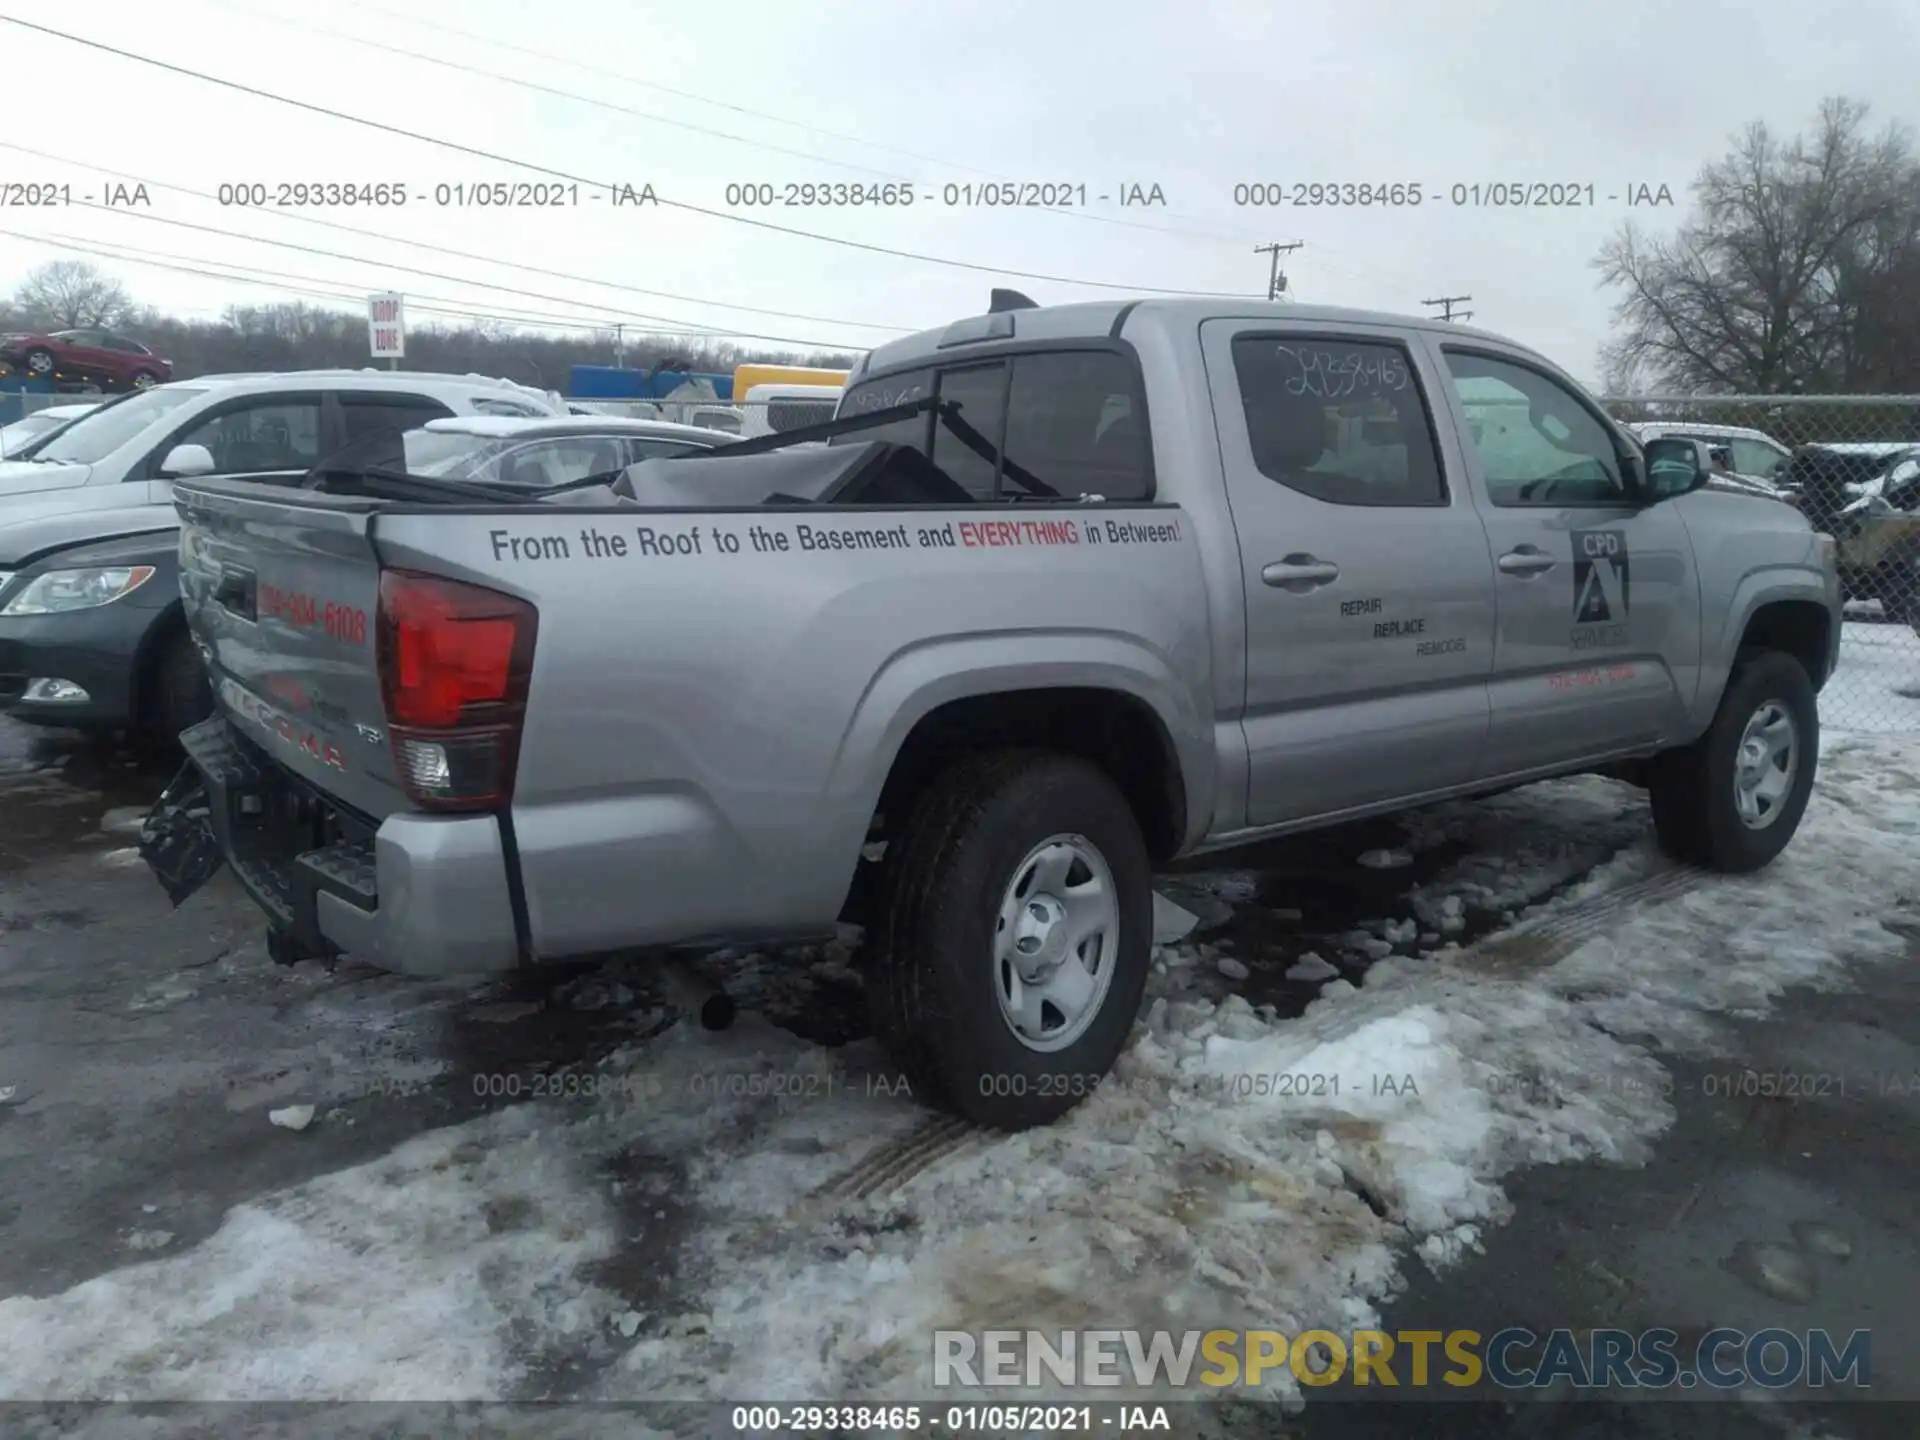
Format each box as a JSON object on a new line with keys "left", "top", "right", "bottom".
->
{"left": 833, "top": 347, "right": 1151, "bottom": 502}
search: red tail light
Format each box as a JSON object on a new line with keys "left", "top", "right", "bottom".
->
{"left": 376, "top": 570, "right": 537, "bottom": 812}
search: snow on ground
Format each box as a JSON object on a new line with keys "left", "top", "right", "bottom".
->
{"left": 1823, "top": 620, "right": 1920, "bottom": 737}
{"left": 0, "top": 1105, "right": 618, "bottom": 1401}
{"left": 5, "top": 736, "right": 1919, "bottom": 1410}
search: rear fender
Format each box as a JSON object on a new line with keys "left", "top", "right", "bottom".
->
{"left": 819, "top": 631, "right": 1214, "bottom": 889}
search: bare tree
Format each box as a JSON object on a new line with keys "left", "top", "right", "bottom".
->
{"left": 1594, "top": 98, "right": 1920, "bottom": 394}
{"left": 6, "top": 252, "right": 862, "bottom": 380}
{"left": 13, "top": 259, "right": 135, "bottom": 329}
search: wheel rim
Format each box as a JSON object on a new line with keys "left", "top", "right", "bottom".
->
{"left": 25, "top": 352, "right": 51, "bottom": 375}
{"left": 132, "top": 372, "right": 154, "bottom": 389}
{"left": 992, "top": 833, "right": 1119, "bottom": 1053}
{"left": 1733, "top": 700, "right": 1798, "bottom": 830}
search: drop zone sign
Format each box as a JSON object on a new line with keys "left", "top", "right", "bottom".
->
{"left": 368, "top": 292, "right": 405, "bottom": 359}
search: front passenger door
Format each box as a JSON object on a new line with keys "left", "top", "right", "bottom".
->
{"left": 1430, "top": 344, "right": 1702, "bottom": 775}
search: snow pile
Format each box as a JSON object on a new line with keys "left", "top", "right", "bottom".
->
{"left": 598, "top": 736, "right": 1920, "bottom": 1403}
{"left": 0, "top": 1107, "right": 616, "bottom": 1400}
{"left": 5, "top": 736, "right": 1918, "bottom": 1408}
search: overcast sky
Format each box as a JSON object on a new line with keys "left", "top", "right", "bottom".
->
{"left": 1, "top": 0, "right": 1915, "bottom": 385}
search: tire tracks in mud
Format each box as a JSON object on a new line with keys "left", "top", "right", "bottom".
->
{"left": 1463, "top": 861, "right": 1708, "bottom": 976}
{"left": 806, "top": 1114, "right": 987, "bottom": 1209}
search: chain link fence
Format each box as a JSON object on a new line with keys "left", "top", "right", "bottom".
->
{"left": 1600, "top": 394, "right": 1920, "bottom": 733}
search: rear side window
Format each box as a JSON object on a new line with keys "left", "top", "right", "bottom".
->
{"left": 929, "top": 364, "right": 1007, "bottom": 499}
{"left": 1232, "top": 337, "right": 1445, "bottom": 506}
{"left": 834, "top": 350, "right": 1151, "bottom": 502}
{"left": 835, "top": 369, "right": 934, "bottom": 452}
{"left": 338, "top": 394, "right": 455, "bottom": 445}
{"left": 1729, "top": 438, "right": 1785, "bottom": 479}
{"left": 1000, "top": 352, "right": 1150, "bottom": 500}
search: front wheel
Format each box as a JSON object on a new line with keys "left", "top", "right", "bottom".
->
{"left": 1648, "top": 649, "right": 1818, "bottom": 873}
{"left": 23, "top": 347, "right": 54, "bottom": 377}
{"left": 129, "top": 369, "right": 158, "bottom": 390}
{"left": 866, "top": 751, "right": 1153, "bottom": 1130}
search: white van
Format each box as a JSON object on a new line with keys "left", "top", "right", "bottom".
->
{"left": 739, "top": 383, "right": 842, "bottom": 440}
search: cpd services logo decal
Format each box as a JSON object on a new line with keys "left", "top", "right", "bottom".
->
{"left": 1572, "top": 529, "right": 1631, "bottom": 623}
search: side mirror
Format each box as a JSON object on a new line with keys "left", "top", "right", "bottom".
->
{"left": 1640, "top": 437, "right": 1706, "bottom": 503}
{"left": 156, "top": 443, "right": 216, "bottom": 479}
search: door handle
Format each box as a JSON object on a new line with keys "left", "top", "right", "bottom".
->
{"left": 1497, "top": 549, "right": 1557, "bottom": 576}
{"left": 1262, "top": 556, "right": 1340, "bottom": 589}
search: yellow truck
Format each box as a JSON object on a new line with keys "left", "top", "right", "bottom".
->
{"left": 731, "top": 363, "right": 849, "bottom": 397}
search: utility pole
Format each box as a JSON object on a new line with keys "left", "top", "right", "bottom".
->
{"left": 613, "top": 323, "right": 627, "bottom": 369}
{"left": 1422, "top": 295, "right": 1473, "bottom": 323}
{"left": 1254, "top": 242, "right": 1303, "bottom": 301}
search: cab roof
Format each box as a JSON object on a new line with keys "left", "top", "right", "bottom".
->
{"left": 854, "top": 297, "right": 1526, "bottom": 380}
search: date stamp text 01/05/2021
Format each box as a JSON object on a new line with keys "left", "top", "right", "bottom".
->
{"left": 1, "top": 177, "right": 1676, "bottom": 211}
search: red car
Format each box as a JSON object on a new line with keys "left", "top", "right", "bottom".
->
{"left": 0, "top": 328, "right": 172, "bottom": 391}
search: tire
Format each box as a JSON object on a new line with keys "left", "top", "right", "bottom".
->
{"left": 148, "top": 627, "right": 212, "bottom": 743}
{"left": 23, "top": 346, "right": 54, "bottom": 378}
{"left": 129, "top": 369, "right": 158, "bottom": 390}
{"left": 866, "top": 751, "right": 1153, "bottom": 1130}
{"left": 1647, "top": 649, "right": 1818, "bottom": 873}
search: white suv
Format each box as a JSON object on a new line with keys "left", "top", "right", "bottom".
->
{"left": 0, "top": 370, "right": 567, "bottom": 524}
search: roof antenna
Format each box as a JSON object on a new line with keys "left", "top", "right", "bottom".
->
{"left": 989, "top": 288, "right": 1038, "bottom": 313}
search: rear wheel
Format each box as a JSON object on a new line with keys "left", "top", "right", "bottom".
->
{"left": 147, "top": 627, "right": 212, "bottom": 744}
{"left": 866, "top": 751, "right": 1153, "bottom": 1130}
{"left": 1648, "top": 649, "right": 1818, "bottom": 873}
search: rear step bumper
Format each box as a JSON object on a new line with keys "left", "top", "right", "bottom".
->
{"left": 180, "top": 716, "right": 522, "bottom": 975}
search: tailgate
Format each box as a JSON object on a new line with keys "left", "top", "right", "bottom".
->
{"left": 174, "top": 479, "right": 402, "bottom": 820}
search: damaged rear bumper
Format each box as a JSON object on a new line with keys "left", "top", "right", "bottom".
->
{"left": 143, "top": 716, "right": 522, "bottom": 975}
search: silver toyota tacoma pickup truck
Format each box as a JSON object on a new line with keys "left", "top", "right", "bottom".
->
{"left": 140, "top": 296, "right": 1841, "bottom": 1129}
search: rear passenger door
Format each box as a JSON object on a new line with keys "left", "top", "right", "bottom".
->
{"left": 1426, "top": 343, "right": 1702, "bottom": 773}
{"left": 1201, "top": 320, "right": 1498, "bottom": 827}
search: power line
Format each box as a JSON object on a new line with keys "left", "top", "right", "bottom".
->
{"left": 337, "top": 0, "right": 1029, "bottom": 180}
{"left": 54, "top": 200, "right": 867, "bottom": 350}
{"left": 324, "top": 0, "right": 1273, "bottom": 248}
{"left": 1422, "top": 295, "right": 1473, "bottom": 323}
{"left": 15, "top": 230, "right": 851, "bottom": 362}
{"left": 206, "top": 0, "right": 907, "bottom": 183}
{"left": 1, "top": 227, "right": 712, "bottom": 341}
{"left": 0, "top": 16, "right": 1255, "bottom": 299}
{"left": 1253, "top": 241, "right": 1303, "bottom": 300}
{"left": 16, "top": 226, "right": 704, "bottom": 338}
{"left": 0, "top": 139, "right": 911, "bottom": 334}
